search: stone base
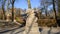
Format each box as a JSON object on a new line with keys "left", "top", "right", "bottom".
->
{"left": 24, "top": 23, "right": 40, "bottom": 34}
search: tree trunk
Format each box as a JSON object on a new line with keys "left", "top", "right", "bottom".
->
{"left": 12, "top": 0, "right": 14, "bottom": 22}
{"left": 2, "top": 6, "right": 6, "bottom": 20}
{"left": 2, "top": 0, "right": 6, "bottom": 20}
{"left": 45, "top": 7, "right": 47, "bottom": 17}
{"left": 57, "top": 0, "right": 60, "bottom": 26}
{"left": 52, "top": 0, "right": 57, "bottom": 26}
{"left": 27, "top": 0, "right": 31, "bottom": 9}
{"left": 11, "top": 0, "right": 16, "bottom": 22}
{"left": 58, "top": 0, "right": 60, "bottom": 18}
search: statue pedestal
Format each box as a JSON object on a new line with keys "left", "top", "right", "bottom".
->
{"left": 28, "top": 23, "right": 40, "bottom": 34}
{"left": 24, "top": 17, "right": 40, "bottom": 34}
{"left": 24, "top": 22, "right": 40, "bottom": 34}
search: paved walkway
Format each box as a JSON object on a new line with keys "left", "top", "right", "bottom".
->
{"left": 0, "top": 27, "right": 60, "bottom": 34}
{"left": 39, "top": 27, "right": 60, "bottom": 34}
{"left": 0, "top": 27, "right": 25, "bottom": 34}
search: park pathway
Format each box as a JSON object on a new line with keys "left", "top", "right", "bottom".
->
{"left": 0, "top": 26, "right": 60, "bottom": 34}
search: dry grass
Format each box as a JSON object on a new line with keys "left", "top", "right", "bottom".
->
{"left": 15, "top": 17, "right": 25, "bottom": 24}
{"left": 38, "top": 19, "right": 56, "bottom": 27}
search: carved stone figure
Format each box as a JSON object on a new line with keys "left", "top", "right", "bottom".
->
{"left": 24, "top": 9, "right": 40, "bottom": 34}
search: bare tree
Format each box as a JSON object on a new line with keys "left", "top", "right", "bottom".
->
{"left": 40, "top": 0, "right": 52, "bottom": 17}
{"left": 10, "top": 0, "right": 16, "bottom": 22}
{"left": 7, "top": 0, "right": 10, "bottom": 10}
{"left": 52, "top": 0, "right": 57, "bottom": 26}
{"left": 2, "top": 0, "right": 7, "bottom": 20}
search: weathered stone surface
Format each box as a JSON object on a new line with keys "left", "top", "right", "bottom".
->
{"left": 24, "top": 9, "right": 40, "bottom": 34}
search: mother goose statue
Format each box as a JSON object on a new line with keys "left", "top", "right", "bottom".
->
{"left": 24, "top": 9, "right": 40, "bottom": 34}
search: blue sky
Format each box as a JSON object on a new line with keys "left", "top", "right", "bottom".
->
{"left": 14, "top": 0, "right": 40, "bottom": 9}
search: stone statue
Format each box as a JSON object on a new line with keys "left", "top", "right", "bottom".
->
{"left": 24, "top": 9, "right": 40, "bottom": 34}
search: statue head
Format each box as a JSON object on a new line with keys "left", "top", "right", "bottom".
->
{"left": 26, "top": 9, "right": 35, "bottom": 15}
